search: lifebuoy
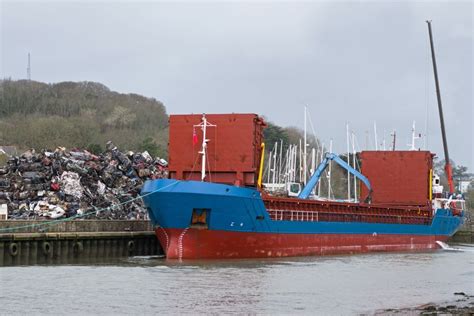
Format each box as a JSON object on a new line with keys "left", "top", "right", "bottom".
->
{"left": 72, "top": 241, "right": 83, "bottom": 254}
{"left": 42, "top": 241, "right": 52, "bottom": 255}
{"left": 9, "top": 242, "right": 19, "bottom": 257}
{"left": 127, "top": 240, "right": 135, "bottom": 252}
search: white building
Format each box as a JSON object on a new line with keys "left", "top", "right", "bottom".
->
{"left": 458, "top": 179, "right": 473, "bottom": 194}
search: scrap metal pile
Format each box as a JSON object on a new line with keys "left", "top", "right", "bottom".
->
{"left": 0, "top": 142, "right": 168, "bottom": 220}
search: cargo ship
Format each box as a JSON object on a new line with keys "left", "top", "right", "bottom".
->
{"left": 141, "top": 113, "right": 465, "bottom": 259}
{"left": 141, "top": 22, "right": 466, "bottom": 259}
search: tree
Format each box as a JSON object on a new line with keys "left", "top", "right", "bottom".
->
{"left": 263, "top": 121, "right": 289, "bottom": 153}
{"left": 139, "top": 137, "right": 164, "bottom": 158}
{"left": 465, "top": 188, "right": 474, "bottom": 210}
{"left": 0, "top": 79, "right": 168, "bottom": 157}
{"left": 453, "top": 165, "right": 469, "bottom": 178}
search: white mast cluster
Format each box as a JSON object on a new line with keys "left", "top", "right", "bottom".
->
{"left": 263, "top": 107, "right": 430, "bottom": 201}
{"left": 264, "top": 107, "right": 326, "bottom": 196}
{"left": 266, "top": 142, "right": 300, "bottom": 189}
{"left": 345, "top": 123, "right": 360, "bottom": 202}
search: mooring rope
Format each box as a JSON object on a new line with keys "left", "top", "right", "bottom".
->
{"left": 0, "top": 181, "right": 178, "bottom": 233}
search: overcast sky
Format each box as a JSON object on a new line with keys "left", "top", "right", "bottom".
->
{"left": 1, "top": 1, "right": 472, "bottom": 170}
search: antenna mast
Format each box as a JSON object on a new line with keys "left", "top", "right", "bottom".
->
{"left": 426, "top": 20, "right": 454, "bottom": 194}
{"left": 27, "top": 53, "right": 31, "bottom": 80}
{"left": 408, "top": 121, "right": 422, "bottom": 150}
{"left": 194, "top": 114, "right": 216, "bottom": 181}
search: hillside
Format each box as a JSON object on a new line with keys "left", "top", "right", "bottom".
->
{"left": 0, "top": 79, "right": 318, "bottom": 160}
{"left": 0, "top": 79, "right": 168, "bottom": 156}
{"left": 0, "top": 79, "right": 356, "bottom": 197}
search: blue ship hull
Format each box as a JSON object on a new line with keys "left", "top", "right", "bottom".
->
{"left": 141, "top": 179, "right": 465, "bottom": 259}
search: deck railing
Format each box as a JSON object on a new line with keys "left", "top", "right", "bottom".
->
{"left": 267, "top": 209, "right": 431, "bottom": 225}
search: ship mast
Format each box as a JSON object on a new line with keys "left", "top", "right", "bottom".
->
{"left": 408, "top": 121, "right": 422, "bottom": 151}
{"left": 426, "top": 20, "right": 455, "bottom": 194}
{"left": 195, "top": 114, "right": 216, "bottom": 181}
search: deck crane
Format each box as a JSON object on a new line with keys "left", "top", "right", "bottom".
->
{"left": 426, "top": 21, "right": 455, "bottom": 195}
{"left": 298, "top": 152, "right": 372, "bottom": 202}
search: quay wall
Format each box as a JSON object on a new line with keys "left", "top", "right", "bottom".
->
{"left": 0, "top": 220, "right": 162, "bottom": 266}
{"left": 448, "top": 221, "right": 474, "bottom": 243}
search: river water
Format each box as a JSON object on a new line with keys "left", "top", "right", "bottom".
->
{"left": 1, "top": 247, "right": 473, "bottom": 315}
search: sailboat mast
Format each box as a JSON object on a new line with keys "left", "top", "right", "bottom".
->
{"left": 426, "top": 20, "right": 454, "bottom": 194}
{"left": 328, "top": 139, "right": 333, "bottom": 199}
{"left": 303, "top": 107, "right": 307, "bottom": 185}
{"left": 272, "top": 142, "right": 278, "bottom": 185}
{"left": 318, "top": 143, "right": 324, "bottom": 196}
{"left": 391, "top": 130, "right": 396, "bottom": 151}
{"left": 374, "top": 122, "right": 378, "bottom": 151}
{"left": 346, "top": 122, "right": 351, "bottom": 200}
{"left": 352, "top": 132, "right": 357, "bottom": 202}
{"left": 279, "top": 139, "right": 283, "bottom": 184}
{"left": 299, "top": 139, "right": 302, "bottom": 182}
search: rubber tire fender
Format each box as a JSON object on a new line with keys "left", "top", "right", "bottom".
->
{"left": 127, "top": 240, "right": 135, "bottom": 253}
{"left": 42, "top": 241, "right": 52, "bottom": 256}
{"left": 9, "top": 242, "right": 19, "bottom": 257}
{"left": 73, "top": 241, "right": 84, "bottom": 254}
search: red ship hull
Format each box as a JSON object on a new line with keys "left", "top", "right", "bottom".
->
{"left": 156, "top": 227, "right": 447, "bottom": 260}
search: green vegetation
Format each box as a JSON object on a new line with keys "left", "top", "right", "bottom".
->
{"left": 263, "top": 120, "right": 320, "bottom": 153}
{"left": 138, "top": 137, "right": 165, "bottom": 158}
{"left": 466, "top": 189, "right": 474, "bottom": 211}
{"left": 434, "top": 159, "right": 472, "bottom": 193}
{"left": 0, "top": 80, "right": 315, "bottom": 163}
{"left": 3, "top": 79, "right": 468, "bottom": 207}
{"left": 0, "top": 79, "right": 168, "bottom": 157}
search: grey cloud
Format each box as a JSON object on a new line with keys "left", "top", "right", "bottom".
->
{"left": 1, "top": 1, "right": 472, "bottom": 168}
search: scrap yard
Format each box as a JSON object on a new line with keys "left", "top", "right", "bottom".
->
{"left": 0, "top": 141, "right": 167, "bottom": 220}
{"left": 0, "top": 142, "right": 168, "bottom": 265}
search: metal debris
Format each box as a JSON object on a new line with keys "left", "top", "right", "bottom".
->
{"left": 0, "top": 142, "right": 168, "bottom": 220}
